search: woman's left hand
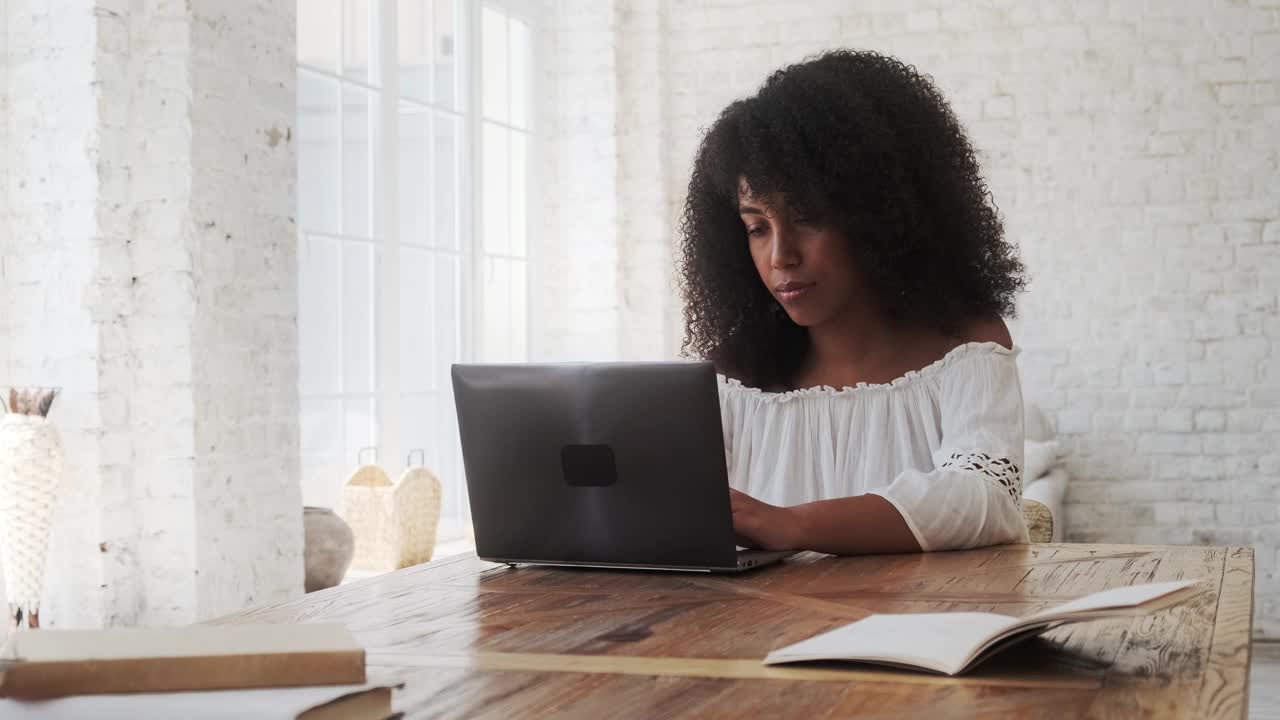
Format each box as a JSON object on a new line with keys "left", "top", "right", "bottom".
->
{"left": 729, "top": 488, "right": 807, "bottom": 551}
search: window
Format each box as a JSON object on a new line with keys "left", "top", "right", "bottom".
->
{"left": 296, "top": 0, "right": 534, "bottom": 546}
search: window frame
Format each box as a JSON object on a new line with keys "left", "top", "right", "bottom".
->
{"left": 296, "top": 0, "right": 538, "bottom": 542}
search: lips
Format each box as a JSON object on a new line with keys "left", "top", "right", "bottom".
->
{"left": 774, "top": 280, "right": 815, "bottom": 303}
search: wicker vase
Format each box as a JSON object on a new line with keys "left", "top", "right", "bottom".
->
{"left": 0, "top": 388, "right": 63, "bottom": 629}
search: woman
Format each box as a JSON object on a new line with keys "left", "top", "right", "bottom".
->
{"left": 678, "top": 50, "right": 1029, "bottom": 555}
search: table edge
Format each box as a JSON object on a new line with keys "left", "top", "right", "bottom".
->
{"left": 1195, "top": 545, "right": 1255, "bottom": 720}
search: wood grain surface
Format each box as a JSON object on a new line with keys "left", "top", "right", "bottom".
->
{"left": 214, "top": 543, "right": 1254, "bottom": 719}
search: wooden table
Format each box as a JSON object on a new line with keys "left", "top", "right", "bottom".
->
{"left": 216, "top": 543, "right": 1254, "bottom": 718}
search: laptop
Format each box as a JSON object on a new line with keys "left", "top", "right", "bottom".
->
{"left": 451, "top": 361, "right": 790, "bottom": 572}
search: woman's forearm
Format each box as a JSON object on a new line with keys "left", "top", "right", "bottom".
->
{"left": 791, "top": 494, "right": 922, "bottom": 555}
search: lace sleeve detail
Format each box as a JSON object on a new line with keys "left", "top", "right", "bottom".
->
{"left": 939, "top": 450, "right": 1022, "bottom": 504}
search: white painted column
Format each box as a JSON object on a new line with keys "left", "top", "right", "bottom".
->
{"left": 0, "top": 0, "right": 303, "bottom": 626}
{"left": 534, "top": 0, "right": 675, "bottom": 363}
{"left": 186, "top": 0, "right": 303, "bottom": 619}
{"left": 615, "top": 0, "right": 671, "bottom": 361}
{"left": 2, "top": 0, "right": 109, "bottom": 628}
{"left": 0, "top": 0, "right": 10, "bottom": 392}
{"left": 533, "top": 0, "right": 622, "bottom": 361}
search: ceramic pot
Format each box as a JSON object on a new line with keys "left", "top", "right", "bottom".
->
{"left": 302, "top": 506, "right": 354, "bottom": 592}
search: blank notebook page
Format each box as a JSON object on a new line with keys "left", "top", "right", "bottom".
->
{"left": 765, "top": 612, "right": 1016, "bottom": 675}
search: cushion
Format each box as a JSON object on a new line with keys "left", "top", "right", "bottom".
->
{"left": 1025, "top": 402, "right": 1055, "bottom": 442}
{"left": 1024, "top": 439, "right": 1062, "bottom": 483}
{"left": 1022, "top": 403, "right": 1066, "bottom": 543}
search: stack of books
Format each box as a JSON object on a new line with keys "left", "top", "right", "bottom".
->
{"left": 0, "top": 623, "right": 394, "bottom": 719}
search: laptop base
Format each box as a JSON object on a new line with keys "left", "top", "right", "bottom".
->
{"left": 486, "top": 550, "right": 792, "bottom": 574}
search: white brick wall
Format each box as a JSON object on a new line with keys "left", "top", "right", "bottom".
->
{"left": 186, "top": 0, "right": 303, "bottom": 619}
{"left": 535, "top": 0, "right": 679, "bottom": 362}
{"left": 533, "top": 0, "right": 624, "bottom": 361}
{"left": 541, "top": 0, "right": 1280, "bottom": 637}
{"left": 615, "top": 0, "right": 673, "bottom": 361}
{"left": 0, "top": 0, "right": 10, "bottom": 404}
{"left": 3, "top": 0, "right": 108, "bottom": 628}
{"left": 1, "top": 0, "right": 302, "bottom": 626}
{"left": 0, "top": 0, "right": 7, "bottom": 394}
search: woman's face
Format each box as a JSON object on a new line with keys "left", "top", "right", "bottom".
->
{"left": 738, "top": 185, "right": 862, "bottom": 329}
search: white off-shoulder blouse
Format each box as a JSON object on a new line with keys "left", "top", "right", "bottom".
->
{"left": 718, "top": 341, "right": 1029, "bottom": 552}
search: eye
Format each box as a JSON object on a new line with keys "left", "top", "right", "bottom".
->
{"left": 746, "top": 224, "right": 767, "bottom": 238}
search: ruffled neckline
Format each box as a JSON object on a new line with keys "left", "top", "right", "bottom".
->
{"left": 718, "top": 341, "right": 1019, "bottom": 402}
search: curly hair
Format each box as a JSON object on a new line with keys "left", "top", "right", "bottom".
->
{"left": 677, "top": 50, "right": 1025, "bottom": 389}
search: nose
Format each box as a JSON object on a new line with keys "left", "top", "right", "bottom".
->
{"left": 770, "top": 227, "right": 801, "bottom": 269}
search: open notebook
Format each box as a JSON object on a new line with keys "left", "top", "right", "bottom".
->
{"left": 764, "top": 579, "right": 1202, "bottom": 676}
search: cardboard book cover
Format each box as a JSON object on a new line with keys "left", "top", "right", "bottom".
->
{"left": 0, "top": 623, "right": 366, "bottom": 699}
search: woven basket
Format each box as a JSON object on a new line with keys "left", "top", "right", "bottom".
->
{"left": 342, "top": 457, "right": 442, "bottom": 572}
{"left": 1022, "top": 498, "right": 1054, "bottom": 544}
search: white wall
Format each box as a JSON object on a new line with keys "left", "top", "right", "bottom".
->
{"left": 539, "top": 0, "right": 1280, "bottom": 636}
{"left": 534, "top": 0, "right": 682, "bottom": 362}
{"left": 2, "top": 0, "right": 108, "bottom": 628}
{"left": 533, "top": 0, "right": 625, "bottom": 362}
{"left": 0, "top": 0, "right": 9, "bottom": 392}
{"left": 0, "top": 0, "right": 303, "bottom": 626}
{"left": 185, "top": 0, "right": 303, "bottom": 620}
